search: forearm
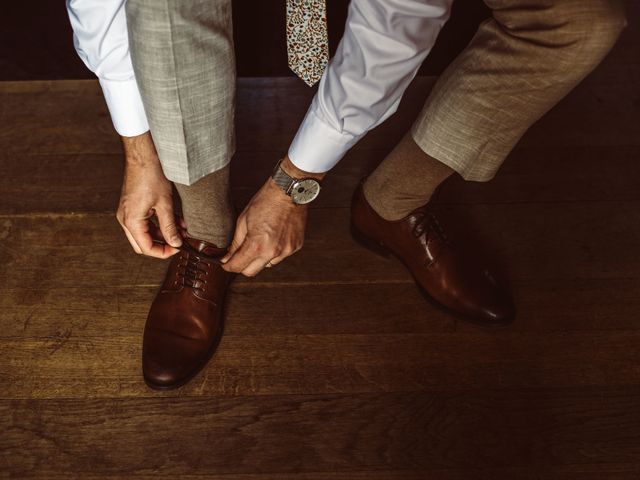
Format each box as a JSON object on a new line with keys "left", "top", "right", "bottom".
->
{"left": 288, "top": 0, "right": 452, "bottom": 173}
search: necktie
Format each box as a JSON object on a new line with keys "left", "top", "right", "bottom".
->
{"left": 286, "top": 0, "right": 329, "bottom": 86}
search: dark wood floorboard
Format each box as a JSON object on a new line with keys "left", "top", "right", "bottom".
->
{"left": 3, "top": 145, "right": 640, "bottom": 215}
{"left": 4, "top": 276, "right": 640, "bottom": 340}
{"left": 2, "top": 203, "right": 639, "bottom": 290}
{"left": 3, "top": 388, "right": 640, "bottom": 477}
{"left": 5, "top": 331, "right": 640, "bottom": 398}
{"left": 1, "top": 10, "right": 640, "bottom": 475}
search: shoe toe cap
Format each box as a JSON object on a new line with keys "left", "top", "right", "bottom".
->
{"left": 479, "top": 298, "right": 516, "bottom": 326}
{"left": 475, "top": 270, "right": 516, "bottom": 326}
{"left": 142, "top": 329, "right": 208, "bottom": 389}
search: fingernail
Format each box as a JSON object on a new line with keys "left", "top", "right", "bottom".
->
{"left": 172, "top": 236, "right": 182, "bottom": 247}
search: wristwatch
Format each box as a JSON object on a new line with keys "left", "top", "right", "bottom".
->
{"left": 270, "top": 158, "right": 322, "bottom": 205}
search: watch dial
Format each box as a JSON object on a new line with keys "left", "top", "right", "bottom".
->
{"left": 291, "top": 179, "right": 321, "bottom": 204}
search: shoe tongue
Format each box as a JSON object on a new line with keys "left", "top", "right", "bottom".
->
{"left": 184, "top": 237, "right": 227, "bottom": 257}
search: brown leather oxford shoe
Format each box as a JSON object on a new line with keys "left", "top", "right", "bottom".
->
{"left": 142, "top": 237, "right": 234, "bottom": 390}
{"left": 350, "top": 180, "right": 515, "bottom": 326}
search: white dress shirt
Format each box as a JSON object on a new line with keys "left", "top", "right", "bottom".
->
{"left": 66, "top": 0, "right": 451, "bottom": 172}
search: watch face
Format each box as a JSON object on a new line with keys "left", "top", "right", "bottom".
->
{"left": 290, "top": 179, "right": 321, "bottom": 204}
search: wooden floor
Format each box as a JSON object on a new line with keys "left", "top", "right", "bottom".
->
{"left": 2, "top": 14, "right": 640, "bottom": 479}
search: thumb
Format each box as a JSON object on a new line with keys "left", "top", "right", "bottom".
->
{"left": 221, "top": 215, "right": 247, "bottom": 263}
{"left": 156, "top": 202, "right": 183, "bottom": 248}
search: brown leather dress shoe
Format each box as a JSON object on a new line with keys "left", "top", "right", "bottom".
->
{"left": 350, "top": 180, "right": 515, "bottom": 326}
{"left": 142, "top": 237, "right": 234, "bottom": 390}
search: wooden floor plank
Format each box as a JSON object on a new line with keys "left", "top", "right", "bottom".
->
{"left": 0, "top": 472, "right": 544, "bottom": 480}
{"left": 1, "top": 202, "right": 639, "bottom": 292}
{"left": 0, "top": 283, "right": 456, "bottom": 339}
{"left": 2, "top": 276, "right": 639, "bottom": 340}
{"left": 8, "top": 470, "right": 640, "bottom": 480}
{"left": 3, "top": 145, "right": 640, "bottom": 215}
{"left": 3, "top": 330, "right": 640, "bottom": 398}
{"left": 3, "top": 388, "right": 640, "bottom": 476}
{"left": 12, "top": 470, "right": 640, "bottom": 480}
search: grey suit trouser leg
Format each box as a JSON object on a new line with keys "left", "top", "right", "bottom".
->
{"left": 126, "top": 0, "right": 235, "bottom": 186}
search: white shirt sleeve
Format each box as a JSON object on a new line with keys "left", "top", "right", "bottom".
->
{"left": 66, "top": 0, "right": 149, "bottom": 137}
{"left": 288, "top": 0, "right": 452, "bottom": 173}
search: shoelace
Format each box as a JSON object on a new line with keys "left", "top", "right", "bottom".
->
{"left": 412, "top": 210, "right": 450, "bottom": 244}
{"left": 175, "top": 241, "right": 224, "bottom": 291}
{"left": 176, "top": 252, "right": 208, "bottom": 290}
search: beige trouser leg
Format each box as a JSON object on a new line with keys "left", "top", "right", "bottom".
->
{"left": 126, "top": 0, "right": 236, "bottom": 186}
{"left": 411, "top": 0, "right": 627, "bottom": 182}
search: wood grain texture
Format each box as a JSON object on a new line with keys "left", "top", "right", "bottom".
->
{"left": 3, "top": 277, "right": 640, "bottom": 340}
{"left": 3, "top": 388, "right": 640, "bottom": 477}
{"left": 4, "top": 145, "right": 640, "bottom": 215}
{"left": 2, "top": 201, "right": 639, "bottom": 292}
{"left": 4, "top": 331, "right": 640, "bottom": 398}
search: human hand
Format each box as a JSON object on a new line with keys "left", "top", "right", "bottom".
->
{"left": 220, "top": 155, "right": 325, "bottom": 276}
{"left": 116, "top": 131, "right": 184, "bottom": 259}
{"left": 219, "top": 175, "right": 307, "bottom": 276}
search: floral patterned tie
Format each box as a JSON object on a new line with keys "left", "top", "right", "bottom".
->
{"left": 286, "top": 0, "right": 329, "bottom": 86}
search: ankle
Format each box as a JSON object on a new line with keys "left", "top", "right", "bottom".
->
{"left": 184, "top": 224, "right": 233, "bottom": 249}
{"left": 362, "top": 178, "right": 436, "bottom": 221}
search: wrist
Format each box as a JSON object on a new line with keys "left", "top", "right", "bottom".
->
{"left": 121, "top": 131, "right": 160, "bottom": 167}
{"left": 280, "top": 155, "right": 326, "bottom": 182}
{"left": 266, "top": 176, "right": 304, "bottom": 206}
{"left": 270, "top": 156, "right": 322, "bottom": 205}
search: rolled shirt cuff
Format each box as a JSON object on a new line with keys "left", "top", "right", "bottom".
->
{"left": 98, "top": 77, "right": 150, "bottom": 137}
{"left": 287, "top": 107, "right": 360, "bottom": 173}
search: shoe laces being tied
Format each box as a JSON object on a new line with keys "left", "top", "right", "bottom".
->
{"left": 412, "top": 209, "right": 450, "bottom": 244}
{"left": 175, "top": 241, "right": 223, "bottom": 292}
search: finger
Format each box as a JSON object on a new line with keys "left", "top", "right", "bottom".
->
{"left": 170, "top": 215, "right": 188, "bottom": 239}
{"left": 155, "top": 204, "right": 183, "bottom": 248}
{"left": 221, "top": 237, "right": 262, "bottom": 273}
{"left": 128, "top": 217, "right": 178, "bottom": 259}
{"left": 121, "top": 223, "right": 143, "bottom": 254}
{"left": 240, "top": 255, "right": 274, "bottom": 277}
{"left": 147, "top": 221, "right": 167, "bottom": 244}
{"left": 264, "top": 248, "right": 295, "bottom": 267}
{"left": 220, "top": 215, "right": 248, "bottom": 264}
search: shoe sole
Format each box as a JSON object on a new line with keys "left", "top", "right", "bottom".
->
{"left": 350, "top": 222, "right": 516, "bottom": 328}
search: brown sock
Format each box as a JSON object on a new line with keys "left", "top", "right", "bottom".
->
{"left": 362, "top": 131, "right": 454, "bottom": 221}
{"left": 174, "top": 163, "right": 235, "bottom": 248}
